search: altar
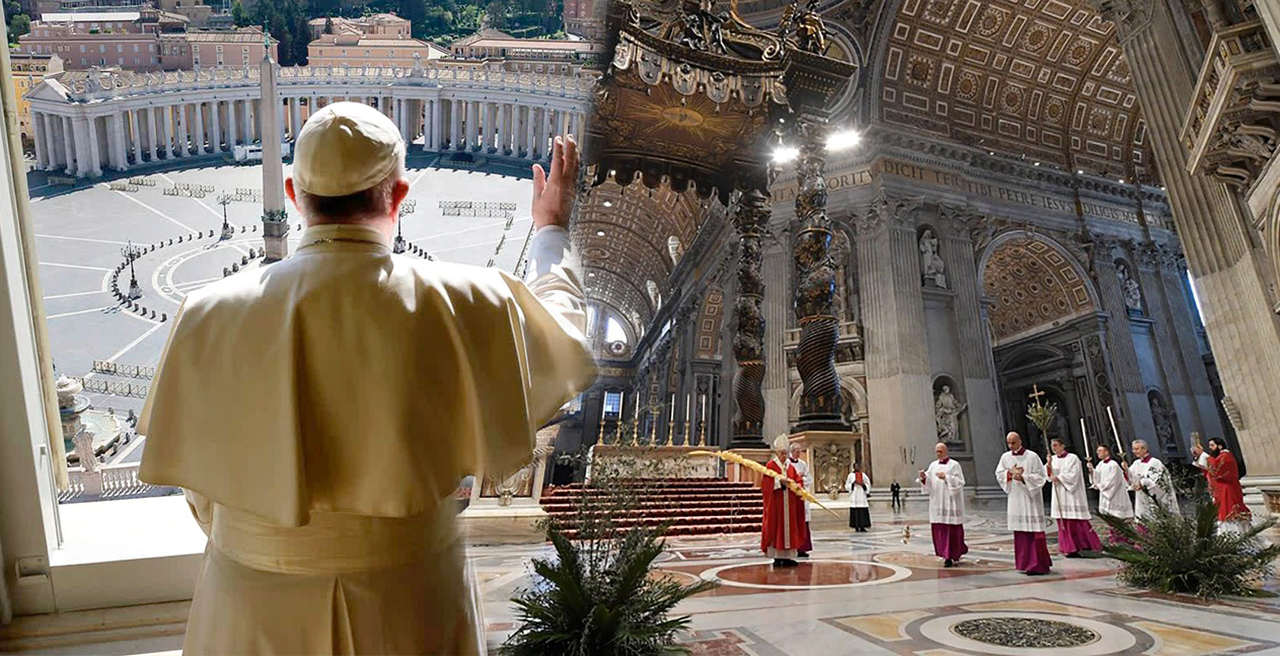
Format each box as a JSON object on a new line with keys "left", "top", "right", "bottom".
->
{"left": 586, "top": 444, "right": 722, "bottom": 482}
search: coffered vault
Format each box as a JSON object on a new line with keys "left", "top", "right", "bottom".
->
{"left": 575, "top": 0, "right": 1157, "bottom": 338}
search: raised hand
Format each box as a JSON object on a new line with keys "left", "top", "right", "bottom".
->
{"left": 531, "top": 135, "right": 580, "bottom": 231}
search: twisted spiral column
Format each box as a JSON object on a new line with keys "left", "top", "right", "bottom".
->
{"left": 730, "top": 189, "right": 770, "bottom": 448}
{"left": 792, "top": 114, "right": 846, "bottom": 431}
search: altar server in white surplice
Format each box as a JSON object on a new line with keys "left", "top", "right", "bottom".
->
{"left": 995, "top": 432, "right": 1052, "bottom": 575}
{"left": 1129, "top": 440, "right": 1174, "bottom": 520}
{"left": 138, "top": 103, "right": 596, "bottom": 656}
{"left": 919, "top": 442, "right": 968, "bottom": 567}
{"left": 1047, "top": 438, "right": 1102, "bottom": 557}
{"left": 1089, "top": 444, "right": 1134, "bottom": 520}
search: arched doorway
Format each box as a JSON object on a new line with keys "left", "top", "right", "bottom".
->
{"left": 981, "top": 231, "right": 1109, "bottom": 462}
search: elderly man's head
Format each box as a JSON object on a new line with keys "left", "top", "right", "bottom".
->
{"left": 285, "top": 102, "right": 410, "bottom": 233}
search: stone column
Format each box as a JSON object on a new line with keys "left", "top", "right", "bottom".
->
{"left": 534, "top": 107, "right": 546, "bottom": 159}
{"left": 211, "top": 100, "right": 222, "bottom": 153}
{"left": 86, "top": 116, "right": 103, "bottom": 177}
{"left": 41, "top": 114, "right": 59, "bottom": 169}
{"left": 790, "top": 114, "right": 845, "bottom": 431}
{"left": 62, "top": 116, "right": 76, "bottom": 175}
{"left": 940, "top": 205, "right": 1004, "bottom": 481}
{"left": 730, "top": 189, "right": 769, "bottom": 448}
{"left": 453, "top": 99, "right": 463, "bottom": 149}
{"left": 177, "top": 104, "right": 189, "bottom": 157}
{"left": 33, "top": 113, "right": 48, "bottom": 169}
{"left": 289, "top": 97, "right": 302, "bottom": 140}
{"left": 1093, "top": 1, "right": 1280, "bottom": 490}
{"left": 108, "top": 112, "right": 127, "bottom": 171}
{"left": 163, "top": 106, "right": 175, "bottom": 158}
{"left": 146, "top": 108, "right": 158, "bottom": 160}
{"left": 523, "top": 106, "right": 534, "bottom": 158}
{"left": 194, "top": 102, "right": 206, "bottom": 154}
{"left": 857, "top": 194, "right": 936, "bottom": 488}
{"left": 467, "top": 100, "right": 479, "bottom": 150}
{"left": 227, "top": 100, "right": 238, "bottom": 149}
{"left": 129, "top": 109, "right": 142, "bottom": 163}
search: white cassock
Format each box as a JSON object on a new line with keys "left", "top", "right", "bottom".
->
{"left": 995, "top": 450, "right": 1047, "bottom": 532}
{"left": 1129, "top": 456, "right": 1174, "bottom": 519}
{"left": 921, "top": 459, "right": 966, "bottom": 525}
{"left": 793, "top": 458, "right": 813, "bottom": 522}
{"left": 845, "top": 472, "right": 871, "bottom": 508}
{"left": 1091, "top": 458, "right": 1134, "bottom": 519}
{"left": 139, "top": 224, "right": 596, "bottom": 655}
{"left": 1048, "top": 453, "right": 1090, "bottom": 520}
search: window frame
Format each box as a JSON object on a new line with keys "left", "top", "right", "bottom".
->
{"left": 0, "top": 39, "right": 203, "bottom": 618}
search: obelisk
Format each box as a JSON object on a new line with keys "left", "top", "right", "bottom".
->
{"left": 260, "top": 29, "right": 289, "bottom": 261}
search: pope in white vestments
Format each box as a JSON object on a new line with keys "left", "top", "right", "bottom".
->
{"left": 138, "top": 103, "right": 596, "bottom": 655}
{"left": 1090, "top": 444, "right": 1134, "bottom": 520}
{"left": 995, "top": 432, "right": 1052, "bottom": 575}
{"left": 919, "top": 442, "right": 968, "bottom": 567}
{"left": 1046, "top": 438, "right": 1101, "bottom": 557}
{"left": 1129, "top": 439, "right": 1174, "bottom": 520}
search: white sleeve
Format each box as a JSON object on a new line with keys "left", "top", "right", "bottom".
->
{"left": 525, "top": 225, "right": 573, "bottom": 282}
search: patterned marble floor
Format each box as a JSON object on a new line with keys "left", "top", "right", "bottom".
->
{"left": 473, "top": 510, "right": 1280, "bottom": 656}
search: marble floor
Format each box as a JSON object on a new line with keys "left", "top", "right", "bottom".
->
{"left": 10, "top": 509, "right": 1280, "bottom": 655}
{"left": 475, "top": 510, "right": 1280, "bottom": 656}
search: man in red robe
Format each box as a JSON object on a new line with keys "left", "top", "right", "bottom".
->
{"left": 1206, "top": 437, "right": 1249, "bottom": 522}
{"left": 761, "top": 435, "right": 806, "bottom": 568}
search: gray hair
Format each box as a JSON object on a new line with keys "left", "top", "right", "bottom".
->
{"left": 1131, "top": 439, "right": 1148, "bottom": 450}
{"left": 295, "top": 162, "right": 405, "bottom": 224}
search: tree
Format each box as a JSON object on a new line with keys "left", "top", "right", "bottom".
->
{"left": 9, "top": 12, "right": 29, "bottom": 40}
{"left": 484, "top": 0, "right": 507, "bottom": 29}
{"left": 231, "top": 0, "right": 249, "bottom": 27}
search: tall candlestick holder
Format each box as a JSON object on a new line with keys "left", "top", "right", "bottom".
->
{"left": 682, "top": 418, "right": 690, "bottom": 446}
{"left": 698, "top": 419, "right": 707, "bottom": 447}
{"left": 666, "top": 420, "right": 675, "bottom": 446}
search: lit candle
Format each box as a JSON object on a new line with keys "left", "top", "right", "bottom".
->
{"left": 701, "top": 394, "right": 707, "bottom": 423}
{"left": 618, "top": 391, "right": 625, "bottom": 418}
{"left": 685, "top": 393, "right": 691, "bottom": 423}
{"left": 1080, "top": 417, "right": 1090, "bottom": 457}
{"left": 1106, "top": 406, "right": 1123, "bottom": 454}
{"left": 669, "top": 394, "right": 676, "bottom": 423}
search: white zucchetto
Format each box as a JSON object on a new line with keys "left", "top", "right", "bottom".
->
{"left": 292, "top": 101, "right": 406, "bottom": 197}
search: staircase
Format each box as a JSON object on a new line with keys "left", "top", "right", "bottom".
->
{"left": 539, "top": 478, "right": 763, "bottom": 537}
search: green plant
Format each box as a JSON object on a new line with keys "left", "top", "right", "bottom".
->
{"left": 503, "top": 524, "right": 714, "bottom": 656}
{"left": 502, "top": 444, "right": 715, "bottom": 655}
{"left": 1099, "top": 486, "right": 1279, "bottom": 600}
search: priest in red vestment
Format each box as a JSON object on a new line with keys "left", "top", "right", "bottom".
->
{"left": 761, "top": 435, "right": 807, "bottom": 568}
{"left": 1206, "top": 438, "right": 1249, "bottom": 522}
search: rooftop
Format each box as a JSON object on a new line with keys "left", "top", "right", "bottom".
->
{"left": 178, "top": 28, "right": 277, "bottom": 44}
{"left": 39, "top": 11, "right": 141, "bottom": 22}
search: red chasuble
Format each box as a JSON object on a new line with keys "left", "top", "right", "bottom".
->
{"left": 1208, "top": 451, "right": 1249, "bottom": 521}
{"left": 761, "top": 458, "right": 807, "bottom": 555}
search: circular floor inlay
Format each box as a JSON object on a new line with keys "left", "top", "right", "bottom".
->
{"left": 918, "top": 612, "right": 1137, "bottom": 656}
{"left": 952, "top": 617, "right": 1099, "bottom": 648}
{"left": 702, "top": 560, "right": 911, "bottom": 590}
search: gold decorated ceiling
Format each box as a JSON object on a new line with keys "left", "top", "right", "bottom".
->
{"left": 982, "top": 235, "right": 1096, "bottom": 344}
{"left": 881, "top": 0, "right": 1152, "bottom": 181}
{"left": 576, "top": 179, "right": 707, "bottom": 332}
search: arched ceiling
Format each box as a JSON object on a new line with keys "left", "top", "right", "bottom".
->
{"left": 982, "top": 234, "right": 1096, "bottom": 344}
{"left": 575, "top": 177, "right": 708, "bottom": 335}
{"left": 879, "top": 0, "right": 1152, "bottom": 181}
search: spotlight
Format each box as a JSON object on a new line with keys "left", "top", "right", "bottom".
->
{"left": 596, "top": 230, "right": 606, "bottom": 236}
{"left": 827, "top": 130, "right": 861, "bottom": 151}
{"left": 772, "top": 146, "right": 799, "bottom": 164}
{"left": 1077, "top": 170, "right": 1084, "bottom": 174}
{"left": 603, "top": 200, "right": 613, "bottom": 207}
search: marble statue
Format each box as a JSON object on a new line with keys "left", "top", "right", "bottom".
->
{"left": 1150, "top": 396, "right": 1177, "bottom": 452}
{"left": 934, "top": 385, "right": 967, "bottom": 445}
{"left": 919, "top": 228, "right": 947, "bottom": 288}
{"left": 647, "top": 280, "right": 661, "bottom": 309}
{"left": 72, "top": 425, "right": 98, "bottom": 474}
{"left": 1117, "top": 262, "right": 1143, "bottom": 312}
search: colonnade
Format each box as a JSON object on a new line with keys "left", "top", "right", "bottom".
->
{"left": 30, "top": 77, "right": 589, "bottom": 178}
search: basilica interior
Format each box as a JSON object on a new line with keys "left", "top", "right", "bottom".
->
{"left": 545, "top": 0, "right": 1280, "bottom": 522}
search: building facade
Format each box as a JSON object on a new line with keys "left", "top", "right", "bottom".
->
{"left": 10, "top": 53, "right": 64, "bottom": 146}
{"left": 306, "top": 33, "right": 447, "bottom": 69}
{"left": 160, "top": 27, "right": 278, "bottom": 70}
{"left": 25, "top": 59, "right": 593, "bottom": 178}
{"left": 450, "top": 29, "right": 603, "bottom": 61}
{"left": 306, "top": 13, "right": 411, "bottom": 40}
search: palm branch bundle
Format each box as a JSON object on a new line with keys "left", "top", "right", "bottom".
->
{"left": 1098, "top": 487, "right": 1279, "bottom": 600}
{"left": 687, "top": 449, "right": 838, "bottom": 517}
